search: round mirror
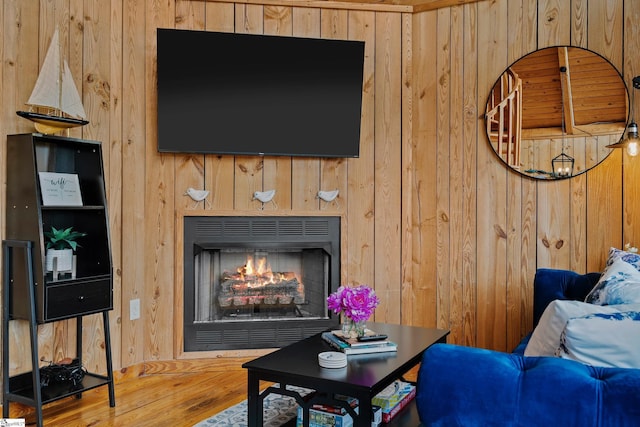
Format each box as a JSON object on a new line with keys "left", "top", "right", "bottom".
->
{"left": 485, "top": 46, "right": 628, "bottom": 179}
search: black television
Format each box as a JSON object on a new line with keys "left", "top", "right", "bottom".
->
{"left": 156, "top": 29, "right": 365, "bottom": 158}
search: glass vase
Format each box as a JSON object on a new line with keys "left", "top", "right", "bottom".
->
{"left": 342, "top": 318, "right": 367, "bottom": 338}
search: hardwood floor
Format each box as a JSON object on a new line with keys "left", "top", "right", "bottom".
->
{"left": 4, "top": 359, "right": 420, "bottom": 426}
{"left": 4, "top": 358, "right": 252, "bottom": 427}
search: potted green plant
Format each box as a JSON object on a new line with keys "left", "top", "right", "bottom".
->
{"left": 44, "top": 226, "right": 87, "bottom": 272}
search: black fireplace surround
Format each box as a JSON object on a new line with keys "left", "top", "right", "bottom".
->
{"left": 183, "top": 216, "right": 341, "bottom": 351}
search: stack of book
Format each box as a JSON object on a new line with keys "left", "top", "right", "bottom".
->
{"left": 371, "top": 380, "right": 416, "bottom": 423}
{"left": 295, "top": 395, "right": 382, "bottom": 427}
{"left": 321, "top": 331, "right": 397, "bottom": 355}
{"left": 294, "top": 380, "right": 415, "bottom": 426}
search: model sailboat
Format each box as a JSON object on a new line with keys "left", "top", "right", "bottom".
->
{"left": 16, "top": 29, "right": 88, "bottom": 134}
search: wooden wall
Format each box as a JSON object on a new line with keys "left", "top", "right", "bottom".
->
{"left": 1, "top": 0, "right": 639, "bottom": 378}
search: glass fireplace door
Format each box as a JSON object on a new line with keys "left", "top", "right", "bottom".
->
{"left": 194, "top": 246, "right": 329, "bottom": 323}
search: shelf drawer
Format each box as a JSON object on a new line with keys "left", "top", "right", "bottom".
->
{"left": 45, "top": 278, "right": 112, "bottom": 321}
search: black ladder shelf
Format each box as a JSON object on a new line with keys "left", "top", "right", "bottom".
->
{"left": 2, "top": 240, "right": 115, "bottom": 427}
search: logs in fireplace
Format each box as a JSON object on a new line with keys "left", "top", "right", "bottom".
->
{"left": 217, "top": 255, "right": 305, "bottom": 318}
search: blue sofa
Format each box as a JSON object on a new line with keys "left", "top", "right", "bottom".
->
{"left": 416, "top": 268, "right": 640, "bottom": 426}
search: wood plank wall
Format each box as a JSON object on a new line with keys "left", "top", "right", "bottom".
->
{"left": 1, "top": 0, "right": 639, "bottom": 378}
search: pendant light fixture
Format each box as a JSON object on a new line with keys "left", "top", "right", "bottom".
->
{"left": 552, "top": 152, "right": 575, "bottom": 178}
{"left": 551, "top": 64, "right": 574, "bottom": 178}
{"left": 607, "top": 76, "right": 640, "bottom": 157}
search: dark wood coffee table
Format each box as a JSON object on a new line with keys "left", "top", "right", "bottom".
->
{"left": 242, "top": 322, "right": 449, "bottom": 427}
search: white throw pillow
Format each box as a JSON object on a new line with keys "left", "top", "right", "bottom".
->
{"left": 557, "top": 311, "right": 640, "bottom": 368}
{"left": 524, "top": 299, "right": 640, "bottom": 357}
{"left": 586, "top": 247, "right": 640, "bottom": 305}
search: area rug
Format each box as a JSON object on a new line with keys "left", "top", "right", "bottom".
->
{"left": 193, "top": 385, "right": 312, "bottom": 427}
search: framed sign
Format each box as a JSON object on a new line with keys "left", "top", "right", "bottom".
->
{"left": 38, "top": 172, "right": 83, "bottom": 206}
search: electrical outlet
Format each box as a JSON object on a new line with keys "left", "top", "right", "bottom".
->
{"left": 130, "top": 298, "right": 140, "bottom": 320}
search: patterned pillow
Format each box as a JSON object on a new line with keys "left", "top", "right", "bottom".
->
{"left": 585, "top": 247, "right": 640, "bottom": 305}
{"left": 523, "top": 299, "right": 640, "bottom": 357}
{"left": 557, "top": 311, "right": 640, "bottom": 368}
{"left": 606, "top": 246, "right": 640, "bottom": 270}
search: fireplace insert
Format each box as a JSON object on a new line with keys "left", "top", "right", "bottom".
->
{"left": 183, "top": 216, "right": 341, "bottom": 351}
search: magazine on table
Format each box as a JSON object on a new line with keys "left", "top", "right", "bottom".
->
{"left": 330, "top": 329, "right": 391, "bottom": 347}
{"left": 321, "top": 332, "right": 397, "bottom": 355}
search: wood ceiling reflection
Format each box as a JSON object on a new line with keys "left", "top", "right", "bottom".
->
{"left": 512, "top": 47, "right": 627, "bottom": 131}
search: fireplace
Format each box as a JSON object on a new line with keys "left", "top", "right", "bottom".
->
{"left": 183, "top": 216, "right": 341, "bottom": 351}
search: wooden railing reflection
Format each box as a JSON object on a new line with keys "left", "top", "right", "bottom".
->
{"left": 486, "top": 68, "right": 522, "bottom": 168}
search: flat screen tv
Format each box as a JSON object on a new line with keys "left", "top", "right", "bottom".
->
{"left": 156, "top": 29, "right": 365, "bottom": 158}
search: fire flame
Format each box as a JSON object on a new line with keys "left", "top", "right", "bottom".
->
{"left": 237, "top": 256, "right": 288, "bottom": 287}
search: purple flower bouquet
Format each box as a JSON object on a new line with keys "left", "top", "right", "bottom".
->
{"left": 327, "top": 285, "right": 380, "bottom": 331}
